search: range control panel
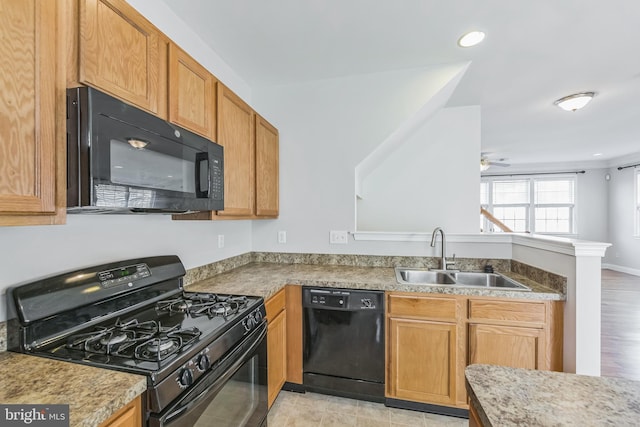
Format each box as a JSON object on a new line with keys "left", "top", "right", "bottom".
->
{"left": 98, "top": 263, "right": 151, "bottom": 287}
{"left": 303, "top": 287, "right": 383, "bottom": 311}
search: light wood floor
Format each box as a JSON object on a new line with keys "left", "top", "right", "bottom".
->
{"left": 601, "top": 269, "right": 640, "bottom": 380}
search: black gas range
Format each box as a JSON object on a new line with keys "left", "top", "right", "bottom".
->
{"left": 6, "top": 256, "right": 268, "bottom": 427}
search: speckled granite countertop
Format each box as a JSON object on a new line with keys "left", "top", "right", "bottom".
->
{"left": 186, "top": 262, "right": 563, "bottom": 301}
{"left": 0, "top": 352, "right": 146, "bottom": 427}
{"left": 466, "top": 364, "right": 640, "bottom": 427}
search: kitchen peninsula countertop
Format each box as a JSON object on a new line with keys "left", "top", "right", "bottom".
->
{"left": 466, "top": 364, "right": 640, "bottom": 426}
{"left": 0, "top": 352, "right": 146, "bottom": 427}
{"left": 186, "top": 262, "right": 563, "bottom": 300}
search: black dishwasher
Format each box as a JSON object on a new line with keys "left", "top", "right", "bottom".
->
{"left": 302, "top": 287, "right": 385, "bottom": 402}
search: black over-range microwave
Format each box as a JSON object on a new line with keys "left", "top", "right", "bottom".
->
{"left": 67, "top": 87, "right": 223, "bottom": 213}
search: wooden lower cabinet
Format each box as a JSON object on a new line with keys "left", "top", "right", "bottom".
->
{"left": 468, "top": 323, "right": 544, "bottom": 369}
{"left": 285, "top": 285, "right": 303, "bottom": 385}
{"left": 386, "top": 292, "right": 563, "bottom": 410}
{"left": 469, "top": 402, "right": 484, "bottom": 427}
{"left": 467, "top": 297, "right": 563, "bottom": 372}
{"left": 266, "top": 288, "right": 287, "bottom": 407}
{"left": 386, "top": 293, "right": 463, "bottom": 407}
{"left": 387, "top": 318, "right": 457, "bottom": 405}
{"left": 98, "top": 396, "right": 141, "bottom": 427}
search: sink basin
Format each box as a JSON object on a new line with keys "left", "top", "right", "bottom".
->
{"left": 395, "top": 269, "right": 456, "bottom": 285}
{"left": 449, "top": 272, "right": 531, "bottom": 290}
{"left": 394, "top": 268, "right": 531, "bottom": 291}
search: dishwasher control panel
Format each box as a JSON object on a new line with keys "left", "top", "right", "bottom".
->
{"left": 302, "top": 287, "right": 383, "bottom": 311}
{"left": 309, "top": 290, "right": 349, "bottom": 308}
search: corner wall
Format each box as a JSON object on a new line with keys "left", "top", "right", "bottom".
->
{"left": 605, "top": 166, "right": 640, "bottom": 273}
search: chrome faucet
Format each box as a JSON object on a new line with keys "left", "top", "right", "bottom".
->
{"left": 430, "top": 227, "right": 456, "bottom": 270}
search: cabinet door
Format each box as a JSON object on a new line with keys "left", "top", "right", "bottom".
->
{"left": 98, "top": 396, "right": 141, "bottom": 427}
{"left": 217, "top": 85, "right": 255, "bottom": 216}
{"left": 0, "top": 0, "right": 62, "bottom": 223}
{"left": 255, "top": 115, "right": 279, "bottom": 217}
{"left": 387, "top": 318, "right": 456, "bottom": 405}
{"left": 168, "top": 44, "right": 216, "bottom": 139}
{"left": 468, "top": 324, "right": 544, "bottom": 370}
{"left": 79, "top": 0, "right": 163, "bottom": 115}
{"left": 267, "top": 309, "right": 287, "bottom": 407}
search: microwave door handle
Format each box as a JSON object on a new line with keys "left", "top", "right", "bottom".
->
{"left": 161, "top": 324, "right": 267, "bottom": 425}
{"left": 195, "top": 152, "right": 209, "bottom": 198}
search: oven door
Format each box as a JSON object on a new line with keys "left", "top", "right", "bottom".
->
{"left": 149, "top": 323, "right": 268, "bottom": 427}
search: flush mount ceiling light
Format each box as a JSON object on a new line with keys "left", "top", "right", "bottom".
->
{"left": 458, "top": 31, "right": 485, "bottom": 47}
{"left": 553, "top": 92, "right": 596, "bottom": 112}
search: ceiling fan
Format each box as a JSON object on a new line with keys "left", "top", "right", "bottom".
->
{"left": 480, "top": 154, "right": 510, "bottom": 171}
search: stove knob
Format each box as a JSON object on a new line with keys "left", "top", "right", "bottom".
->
{"left": 254, "top": 310, "right": 263, "bottom": 322}
{"left": 196, "top": 354, "right": 211, "bottom": 372}
{"left": 178, "top": 368, "right": 194, "bottom": 388}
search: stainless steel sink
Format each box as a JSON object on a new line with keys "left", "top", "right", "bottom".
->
{"left": 449, "top": 272, "right": 531, "bottom": 290}
{"left": 394, "top": 268, "right": 531, "bottom": 291}
{"left": 395, "top": 269, "right": 456, "bottom": 285}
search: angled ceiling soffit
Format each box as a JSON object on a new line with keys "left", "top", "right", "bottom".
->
{"left": 355, "top": 62, "right": 471, "bottom": 198}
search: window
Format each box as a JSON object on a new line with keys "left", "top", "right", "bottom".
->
{"left": 481, "top": 176, "right": 576, "bottom": 234}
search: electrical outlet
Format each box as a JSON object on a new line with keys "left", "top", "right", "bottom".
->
{"left": 329, "top": 230, "right": 349, "bottom": 244}
{"left": 278, "top": 230, "right": 287, "bottom": 244}
{"left": 217, "top": 234, "right": 225, "bottom": 248}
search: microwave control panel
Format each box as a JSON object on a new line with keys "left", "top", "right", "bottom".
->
{"left": 211, "top": 158, "right": 223, "bottom": 201}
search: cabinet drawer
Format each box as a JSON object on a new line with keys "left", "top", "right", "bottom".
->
{"left": 469, "top": 300, "right": 545, "bottom": 325}
{"left": 265, "top": 288, "right": 286, "bottom": 322}
{"left": 387, "top": 294, "right": 457, "bottom": 321}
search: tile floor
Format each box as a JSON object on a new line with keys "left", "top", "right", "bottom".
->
{"left": 267, "top": 391, "right": 468, "bottom": 427}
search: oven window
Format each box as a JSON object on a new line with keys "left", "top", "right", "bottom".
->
{"left": 110, "top": 139, "right": 196, "bottom": 193}
{"left": 194, "top": 355, "right": 261, "bottom": 427}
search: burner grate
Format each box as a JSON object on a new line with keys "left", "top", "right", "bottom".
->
{"left": 155, "top": 293, "right": 250, "bottom": 319}
{"left": 132, "top": 321, "right": 200, "bottom": 362}
{"left": 65, "top": 319, "right": 201, "bottom": 361}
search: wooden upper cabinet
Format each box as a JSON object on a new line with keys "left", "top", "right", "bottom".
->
{"left": 0, "top": 0, "right": 65, "bottom": 225}
{"left": 79, "top": 0, "right": 165, "bottom": 117}
{"left": 255, "top": 114, "right": 279, "bottom": 217}
{"left": 168, "top": 44, "right": 216, "bottom": 139}
{"left": 217, "top": 84, "right": 255, "bottom": 217}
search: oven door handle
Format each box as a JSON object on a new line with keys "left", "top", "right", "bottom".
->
{"left": 161, "top": 323, "right": 267, "bottom": 425}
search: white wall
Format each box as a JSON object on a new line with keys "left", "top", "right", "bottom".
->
{"left": 357, "top": 106, "right": 480, "bottom": 232}
{"left": 126, "top": 0, "right": 251, "bottom": 101}
{"left": 605, "top": 166, "right": 640, "bottom": 272}
{"left": 576, "top": 168, "right": 609, "bottom": 242}
{"left": 251, "top": 66, "right": 481, "bottom": 255}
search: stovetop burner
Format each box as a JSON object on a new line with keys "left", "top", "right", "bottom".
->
{"left": 155, "top": 293, "right": 249, "bottom": 319}
{"left": 66, "top": 319, "right": 201, "bottom": 361}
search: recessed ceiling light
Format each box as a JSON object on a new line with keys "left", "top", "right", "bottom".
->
{"left": 593, "top": 153, "right": 603, "bottom": 157}
{"left": 553, "top": 92, "right": 596, "bottom": 112}
{"left": 458, "top": 31, "right": 485, "bottom": 48}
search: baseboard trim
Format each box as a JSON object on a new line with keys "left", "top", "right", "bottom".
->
{"left": 385, "top": 398, "right": 469, "bottom": 419}
{"left": 282, "top": 382, "right": 306, "bottom": 393}
{"left": 602, "top": 264, "right": 640, "bottom": 277}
